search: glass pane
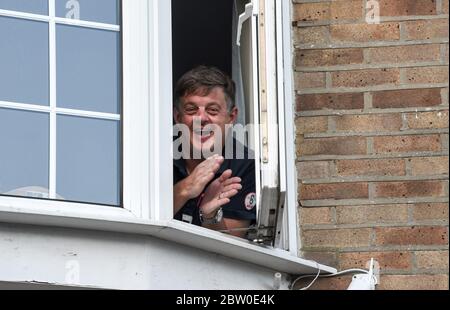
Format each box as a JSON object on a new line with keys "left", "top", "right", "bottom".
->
{"left": 0, "top": 16, "right": 49, "bottom": 106}
{"left": 56, "top": 24, "right": 120, "bottom": 114}
{"left": 0, "top": 108, "right": 49, "bottom": 198}
{"left": 56, "top": 0, "right": 120, "bottom": 25}
{"left": 57, "top": 115, "right": 120, "bottom": 206}
{"left": 0, "top": 0, "right": 48, "bottom": 15}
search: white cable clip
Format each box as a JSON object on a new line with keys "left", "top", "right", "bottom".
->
{"left": 236, "top": 3, "right": 254, "bottom": 46}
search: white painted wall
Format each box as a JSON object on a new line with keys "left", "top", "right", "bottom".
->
{"left": 0, "top": 223, "right": 289, "bottom": 290}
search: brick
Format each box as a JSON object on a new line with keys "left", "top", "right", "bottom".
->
{"left": 373, "top": 135, "right": 441, "bottom": 154}
{"left": 373, "top": 181, "right": 445, "bottom": 198}
{"left": 368, "top": 44, "right": 441, "bottom": 64}
{"left": 416, "top": 251, "right": 449, "bottom": 270}
{"left": 404, "top": 19, "right": 449, "bottom": 40}
{"left": 299, "top": 137, "right": 367, "bottom": 156}
{"left": 300, "top": 182, "right": 369, "bottom": 200}
{"left": 293, "top": 2, "right": 330, "bottom": 22}
{"left": 336, "top": 159, "right": 406, "bottom": 176}
{"left": 409, "top": 156, "right": 449, "bottom": 175}
{"left": 302, "top": 228, "right": 372, "bottom": 248}
{"left": 336, "top": 204, "right": 409, "bottom": 224}
{"left": 295, "top": 48, "right": 364, "bottom": 67}
{"left": 330, "top": 0, "right": 364, "bottom": 21}
{"left": 339, "top": 251, "right": 412, "bottom": 270}
{"left": 413, "top": 203, "right": 449, "bottom": 221}
{"left": 443, "top": 0, "right": 449, "bottom": 14}
{"left": 297, "top": 93, "right": 365, "bottom": 111}
{"left": 372, "top": 88, "right": 442, "bottom": 109}
{"left": 378, "top": 0, "right": 437, "bottom": 16}
{"left": 406, "top": 110, "right": 449, "bottom": 129}
{"left": 332, "top": 69, "right": 400, "bottom": 88}
{"left": 379, "top": 275, "right": 448, "bottom": 290}
{"left": 404, "top": 66, "right": 449, "bottom": 84}
{"left": 293, "top": 0, "right": 363, "bottom": 22}
{"left": 297, "top": 161, "right": 331, "bottom": 179}
{"left": 375, "top": 226, "right": 448, "bottom": 246}
{"left": 293, "top": 26, "right": 329, "bottom": 45}
{"left": 296, "top": 135, "right": 304, "bottom": 156}
{"left": 295, "top": 72, "right": 326, "bottom": 89}
{"left": 334, "top": 114, "right": 403, "bottom": 132}
{"left": 300, "top": 207, "right": 333, "bottom": 225}
{"left": 295, "top": 116, "right": 328, "bottom": 134}
{"left": 293, "top": 275, "right": 353, "bottom": 290}
{"left": 331, "top": 23, "right": 400, "bottom": 42}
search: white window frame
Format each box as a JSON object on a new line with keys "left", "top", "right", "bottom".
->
{"left": 0, "top": 0, "right": 327, "bottom": 273}
{"left": 0, "top": 0, "right": 158, "bottom": 221}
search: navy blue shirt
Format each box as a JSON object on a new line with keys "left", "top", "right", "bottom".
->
{"left": 173, "top": 140, "right": 256, "bottom": 226}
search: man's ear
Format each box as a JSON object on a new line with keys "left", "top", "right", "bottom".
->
{"left": 229, "top": 106, "right": 238, "bottom": 124}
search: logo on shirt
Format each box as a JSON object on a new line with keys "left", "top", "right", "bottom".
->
{"left": 245, "top": 193, "right": 256, "bottom": 211}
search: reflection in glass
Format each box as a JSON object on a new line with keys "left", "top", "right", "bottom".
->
{"left": 56, "top": 24, "right": 121, "bottom": 114}
{"left": 57, "top": 115, "right": 120, "bottom": 206}
{"left": 56, "top": 0, "right": 120, "bottom": 25}
{"left": 0, "top": 108, "right": 49, "bottom": 198}
{"left": 0, "top": 16, "right": 49, "bottom": 106}
{"left": 0, "top": 0, "right": 48, "bottom": 15}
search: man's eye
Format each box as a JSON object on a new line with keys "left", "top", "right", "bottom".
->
{"left": 207, "top": 109, "right": 219, "bottom": 115}
{"left": 184, "top": 108, "right": 197, "bottom": 114}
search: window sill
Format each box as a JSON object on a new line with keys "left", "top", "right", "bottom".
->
{"left": 0, "top": 199, "right": 336, "bottom": 276}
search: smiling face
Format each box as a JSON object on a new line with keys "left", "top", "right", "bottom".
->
{"left": 174, "top": 87, "right": 237, "bottom": 158}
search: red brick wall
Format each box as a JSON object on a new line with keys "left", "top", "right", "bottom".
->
{"left": 293, "top": 0, "right": 449, "bottom": 290}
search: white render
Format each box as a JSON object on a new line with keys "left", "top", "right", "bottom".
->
{"left": 0, "top": 223, "right": 289, "bottom": 290}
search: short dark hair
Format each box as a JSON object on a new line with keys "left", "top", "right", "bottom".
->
{"left": 174, "top": 66, "right": 236, "bottom": 112}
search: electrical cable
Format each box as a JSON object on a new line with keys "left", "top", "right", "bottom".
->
{"left": 290, "top": 262, "right": 378, "bottom": 290}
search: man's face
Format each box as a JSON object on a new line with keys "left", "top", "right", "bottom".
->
{"left": 175, "top": 87, "right": 237, "bottom": 158}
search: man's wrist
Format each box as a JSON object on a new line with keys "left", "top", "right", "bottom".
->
{"left": 199, "top": 207, "right": 223, "bottom": 224}
{"left": 177, "top": 178, "right": 194, "bottom": 200}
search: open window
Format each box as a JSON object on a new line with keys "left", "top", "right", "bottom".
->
{"left": 239, "top": 0, "right": 290, "bottom": 250}
{"left": 171, "top": 0, "right": 293, "bottom": 250}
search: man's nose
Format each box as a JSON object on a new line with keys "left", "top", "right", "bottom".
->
{"left": 197, "top": 109, "right": 210, "bottom": 123}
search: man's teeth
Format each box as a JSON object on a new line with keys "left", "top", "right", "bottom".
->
{"left": 194, "top": 129, "right": 213, "bottom": 136}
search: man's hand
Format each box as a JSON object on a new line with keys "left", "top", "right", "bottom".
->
{"left": 182, "top": 154, "right": 225, "bottom": 199}
{"left": 199, "top": 170, "right": 249, "bottom": 238}
{"left": 173, "top": 155, "right": 224, "bottom": 215}
{"left": 199, "top": 169, "right": 242, "bottom": 218}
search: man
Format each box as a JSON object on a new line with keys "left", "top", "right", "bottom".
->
{"left": 173, "top": 66, "right": 256, "bottom": 239}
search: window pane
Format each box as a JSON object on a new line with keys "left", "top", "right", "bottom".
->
{"left": 56, "top": 25, "right": 120, "bottom": 114}
{"left": 0, "top": 0, "right": 48, "bottom": 15}
{"left": 56, "top": 0, "right": 120, "bottom": 25}
{"left": 0, "top": 16, "right": 49, "bottom": 106}
{"left": 0, "top": 108, "right": 49, "bottom": 198}
{"left": 57, "top": 115, "right": 120, "bottom": 206}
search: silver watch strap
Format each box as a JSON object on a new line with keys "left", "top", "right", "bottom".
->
{"left": 200, "top": 208, "right": 223, "bottom": 224}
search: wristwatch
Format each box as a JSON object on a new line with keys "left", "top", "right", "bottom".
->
{"left": 199, "top": 207, "right": 223, "bottom": 225}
